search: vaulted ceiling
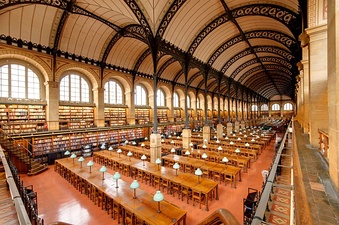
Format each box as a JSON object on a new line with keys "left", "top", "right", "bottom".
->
{"left": 0, "top": 0, "right": 304, "bottom": 102}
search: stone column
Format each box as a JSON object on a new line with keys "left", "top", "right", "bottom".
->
{"left": 166, "top": 96, "right": 174, "bottom": 122}
{"left": 299, "top": 31, "right": 310, "bottom": 134}
{"left": 306, "top": 24, "right": 328, "bottom": 146}
{"left": 182, "top": 128, "right": 192, "bottom": 149}
{"left": 44, "top": 81, "right": 59, "bottom": 130}
{"left": 148, "top": 93, "right": 155, "bottom": 126}
{"left": 327, "top": 0, "right": 339, "bottom": 190}
{"left": 226, "top": 122, "right": 233, "bottom": 135}
{"left": 234, "top": 121, "right": 240, "bottom": 131}
{"left": 93, "top": 87, "right": 105, "bottom": 127}
{"left": 203, "top": 126, "right": 210, "bottom": 144}
{"left": 150, "top": 133, "right": 161, "bottom": 164}
{"left": 125, "top": 90, "right": 135, "bottom": 125}
{"left": 240, "top": 120, "right": 246, "bottom": 129}
{"left": 216, "top": 124, "right": 223, "bottom": 140}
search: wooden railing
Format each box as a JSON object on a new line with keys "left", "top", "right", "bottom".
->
{"left": 318, "top": 128, "right": 329, "bottom": 163}
{"left": 0, "top": 146, "right": 43, "bottom": 225}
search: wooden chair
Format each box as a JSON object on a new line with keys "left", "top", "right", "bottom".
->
{"left": 213, "top": 171, "right": 222, "bottom": 184}
{"left": 112, "top": 201, "right": 121, "bottom": 223}
{"left": 162, "top": 178, "right": 170, "bottom": 194}
{"left": 171, "top": 181, "right": 181, "bottom": 198}
{"left": 124, "top": 209, "right": 135, "bottom": 225}
{"left": 192, "top": 190, "right": 204, "bottom": 209}
{"left": 153, "top": 175, "right": 161, "bottom": 189}
{"left": 181, "top": 185, "right": 192, "bottom": 204}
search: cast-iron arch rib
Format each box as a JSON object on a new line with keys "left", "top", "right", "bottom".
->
{"left": 53, "top": 10, "right": 69, "bottom": 51}
{"left": 188, "top": 13, "right": 231, "bottom": 55}
{"left": 0, "top": 0, "right": 71, "bottom": 10}
{"left": 124, "top": 0, "right": 152, "bottom": 36}
{"left": 157, "top": 0, "right": 187, "bottom": 38}
{"left": 158, "top": 58, "right": 177, "bottom": 78}
{"left": 134, "top": 49, "right": 151, "bottom": 71}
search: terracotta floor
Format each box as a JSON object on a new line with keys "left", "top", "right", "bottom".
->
{"left": 20, "top": 138, "right": 278, "bottom": 225}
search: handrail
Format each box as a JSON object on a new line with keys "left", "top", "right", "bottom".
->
{"left": 0, "top": 128, "right": 33, "bottom": 169}
{"left": 0, "top": 146, "right": 32, "bottom": 225}
{"left": 197, "top": 208, "right": 241, "bottom": 225}
{"left": 251, "top": 120, "right": 291, "bottom": 225}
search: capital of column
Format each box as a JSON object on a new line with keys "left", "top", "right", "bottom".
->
{"left": 44, "top": 81, "right": 58, "bottom": 88}
{"left": 92, "top": 87, "right": 105, "bottom": 93}
{"left": 299, "top": 31, "right": 310, "bottom": 47}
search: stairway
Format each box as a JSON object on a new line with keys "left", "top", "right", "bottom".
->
{"left": 0, "top": 133, "right": 48, "bottom": 175}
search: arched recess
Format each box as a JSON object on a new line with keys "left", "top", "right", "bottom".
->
{"left": 55, "top": 63, "right": 100, "bottom": 89}
{"left": 102, "top": 71, "right": 133, "bottom": 105}
{"left": 0, "top": 50, "right": 51, "bottom": 82}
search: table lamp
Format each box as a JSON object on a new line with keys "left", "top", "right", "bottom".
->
{"left": 113, "top": 172, "right": 121, "bottom": 188}
{"left": 64, "top": 150, "right": 70, "bottom": 159}
{"left": 141, "top": 143, "right": 145, "bottom": 149}
{"left": 222, "top": 156, "right": 229, "bottom": 168}
{"left": 144, "top": 137, "right": 148, "bottom": 141}
{"left": 155, "top": 158, "right": 162, "bottom": 170}
{"left": 216, "top": 139, "right": 220, "bottom": 144}
{"left": 132, "top": 141, "right": 137, "bottom": 146}
{"left": 245, "top": 142, "right": 250, "bottom": 147}
{"left": 244, "top": 134, "right": 248, "bottom": 138}
{"left": 202, "top": 144, "right": 207, "bottom": 152}
{"left": 230, "top": 141, "right": 234, "bottom": 145}
{"left": 225, "top": 136, "right": 229, "bottom": 140}
{"left": 195, "top": 168, "right": 203, "bottom": 184}
{"left": 125, "top": 140, "right": 129, "bottom": 145}
{"left": 185, "top": 150, "right": 190, "bottom": 161}
{"left": 70, "top": 153, "right": 76, "bottom": 164}
{"left": 78, "top": 156, "right": 85, "bottom": 168}
{"left": 153, "top": 190, "right": 164, "bottom": 213}
{"left": 217, "top": 146, "right": 223, "bottom": 157}
{"left": 117, "top": 148, "right": 122, "bottom": 158}
{"left": 170, "top": 140, "right": 175, "bottom": 145}
{"left": 141, "top": 154, "right": 147, "bottom": 166}
{"left": 101, "top": 143, "right": 106, "bottom": 150}
{"left": 87, "top": 160, "right": 94, "bottom": 173}
{"left": 173, "top": 162, "right": 180, "bottom": 176}
{"left": 100, "top": 165, "right": 107, "bottom": 180}
{"left": 130, "top": 180, "right": 140, "bottom": 198}
{"left": 202, "top": 152, "right": 208, "bottom": 164}
{"left": 108, "top": 146, "right": 113, "bottom": 154}
{"left": 237, "top": 137, "right": 241, "bottom": 141}
{"left": 127, "top": 151, "right": 133, "bottom": 161}
{"left": 189, "top": 142, "right": 193, "bottom": 149}
{"left": 171, "top": 148, "right": 176, "bottom": 157}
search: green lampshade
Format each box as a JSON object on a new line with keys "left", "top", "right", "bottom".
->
{"left": 237, "top": 137, "right": 241, "bottom": 140}
{"left": 99, "top": 166, "right": 107, "bottom": 173}
{"left": 171, "top": 148, "right": 176, "bottom": 153}
{"left": 127, "top": 151, "right": 133, "bottom": 157}
{"left": 78, "top": 156, "right": 85, "bottom": 162}
{"left": 202, "top": 153, "right": 208, "bottom": 159}
{"left": 222, "top": 156, "right": 229, "bottom": 163}
{"left": 217, "top": 146, "right": 222, "bottom": 151}
{"left": 64, "top": 150, "right": 70, "bottom": 156}
{"left": 141, "top": 154, "right": 147, "bottom": 160}
{"left": 141, "top": 143, "right": 145, "bottom": 147}
{"left": 185, "top": 150, "right": 190, "bottom": 156}
{"left": 189, "top": 142, "right": 193, "bottom": 147}
{"left": 195, "top": 168, "right": 203, "bottom": 176}
{"left": 70, "top": 153, "right": 76, "bottom": 159}
{"left": 245, "top": 142, "right": 250, "bottom": 147}
{"left": 117, "top": 149, "right": 122, "bottom": 154}
{"left": 235, "top": 148, "right": 241, "bottom": 153}
{"left": 130, "top": 180, "right": 140, "bottom": 189}
{"left": 87, "top": 160, "right": 94, "bottom": 167}
{"left": 155, "top": 158, "right": 162, "bottom": 164}
{"left": 108, "top": 146, "right": 113, "bottom": 151}
{"left": 153, "top": 190, "right": 164, "bottom": 202}
{"left": 113, "top": 172, "right": 121, "bottom": 180}
{"left": 170, "top": 140, "right": 174, "bottom": 144}
{"left": 173, "top": 162, "right": 180, "bottom": 170}
{"left": 230, "top": 141, "right": 234, "bottom": 145}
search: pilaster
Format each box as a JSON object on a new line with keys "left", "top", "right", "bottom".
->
{"left": 93, "top": 87, "right": 105, "bottom": 127}
{"left": 44, "top": 81, "right": 59, "bottom": 130}
{"left": 182, "top": 128, "right": 192, "bottom": 149}
{"left": 203, "top": 126, "right": 210, "bottom": 144}
{"left": 150, "top": 133, "right": 162, "bottom": 163}
{"left": 216, "top": 124, "right": 223, "bottom": 139}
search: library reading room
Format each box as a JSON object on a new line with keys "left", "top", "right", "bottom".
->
{"left": 0, "top": 0, "right": 339, "bottom": 225}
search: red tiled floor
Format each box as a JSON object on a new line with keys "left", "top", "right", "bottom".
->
{"left": 20, "top": 138, "right": 278, "bottom": 225}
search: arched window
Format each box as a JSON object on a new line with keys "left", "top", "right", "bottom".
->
{"left": 0, "top": 62, "right": 41, "bottom": 99}
{"left": 283, "top": 103, "right": 293, "bottom": 110}
{"left": 197, "top": 98, "right": 200, "bottom": 109}
{"left": 157, "top": 89, "right": 165, "bottom": 106}
{"left": 134, "top": 84, "right": 147, "bottom": 106}
{"left": 187, "top": 95, "right": 191, "bottom": 108}
{"left": 261, "top": 104, "right": 268, "bottom": 111}
{"left": 104, "top": 80, "right": 123, "bottom": 104}
{"left": 60, "top": 73, "right": 90, "bottom": 102}
{"left": 173, "top": 92, "right": 179, "bottom": 107}
{"left": 271, "top": 103, "right": 280, "bottom": 111}
{"left": 251, "top": 104, "right": 258, "bottom": 112}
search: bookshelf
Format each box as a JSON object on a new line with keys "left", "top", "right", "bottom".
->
{"left": 135, "top": 108, "right": 150, "bottom": 124}
{"left": 0, "top": 104, "right": 46, "bottom": 134}
{"left": 173, "top": 108, "right": 182, "bottom": 122}
{"left": 157, "top": 109, "right": 168, "bottom": 123}
{"left": 104, "top": 107, "right": 127, "bottom": 126}
{"left": 59, "top": 106, "right": 94, "bottom": 130}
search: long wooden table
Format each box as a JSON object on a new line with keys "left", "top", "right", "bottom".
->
{"left": 54, "top": 158, "right": 187, "bottom": 225}
{"left": 93, "top": 151, "right": 219, "bottom": 211}
{"left": 162, "top": 155, "right": 242, "bottom": 189}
